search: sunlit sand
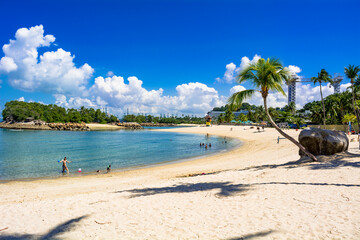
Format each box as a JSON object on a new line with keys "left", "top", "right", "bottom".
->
{"left": 0, "top": 125, "right": 359, "bottom": 239}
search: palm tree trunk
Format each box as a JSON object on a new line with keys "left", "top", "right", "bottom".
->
{"left": 351, "top": 84, "right": 360, "bottom": 132}
{"left": 319, "top": 83, "right": 326, "bottom": 128}
{"left": 263, "top": 97, "right": 318, "bottom": 162}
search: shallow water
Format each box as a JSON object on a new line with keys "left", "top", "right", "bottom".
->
{"left": 0, "top": 128, "right": 240, "bottom": 180}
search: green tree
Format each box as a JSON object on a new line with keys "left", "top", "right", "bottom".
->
{"left": 123, "top": 114, "right": 136, "bottom": 122}
{"left": 217, "top": 113, "right": 225, "bottom": 124}
{"left": 342, "top": 113, "right": 357, "bottom": 132}
{"left": 237, "top": 113, "right": 248, "bottom": 122}
{"left": 228, "top": 57, "right": 318, "bottom": 161}
{"left": 135, "top": 115, "right": 146, "bottom": 123}
{"left": 344, "top": 64, "right": 360, "bottom": 130}
{"left": 224, "top": 109, "right": 234, "bottom": 122}
{"left": 311, "top": 69, "right": 333, "bottom": 127}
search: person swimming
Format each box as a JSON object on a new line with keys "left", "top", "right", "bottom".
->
{"left": 59, "top": 157, "right": 72, "bottom": 174}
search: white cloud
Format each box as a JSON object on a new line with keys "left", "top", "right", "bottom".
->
{"left": 18, "top": 96, "right": 25, "bottom": 102}
{"left": 216, "top": 62, "right": 236, "bottom": 83}
{"left": 106, "top": 71, "right": 114, "bottom": 77}
{"left": 238, "top": 54, "right": 261, "bottom": 74}
{"left": 87, "top": 76, "right": 226, "bottom": 115}
{"left": 0, "top": 25, "right": 94, "bottom": 95}
{"left": 287, "top": 65, "right": 301, "bottom": 75}
{"left": 216, "top": 54, "right": 261, "bottom": 83}
{"left": 229, "top": 85, "right": 246, "bottom": 95}
{"left": 54, "top": 94, "right": 96, "bottom": 109}
{"left": 0, "top": 56, "right": 17, "bottom": 72}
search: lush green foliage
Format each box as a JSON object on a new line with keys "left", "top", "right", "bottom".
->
{"left": 122, "top": 114, "right": 205, "bottom": 124}
{"left": 2, "top": 101, "right": 118, "bottom": 123}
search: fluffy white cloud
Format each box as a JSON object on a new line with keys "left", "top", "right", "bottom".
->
{"left": 0, "top": 25, "right": 94, "bottom": 95}
{"left": 286, "top": 65, "right": 301, "bottom": 75}
{"left": 54, "top": 94, "right": 96, "bottom": 109}
{"left": 18, "top": 96, "right": 25, "bottom": 102}
{"left": 0, "top": 56, "right": 17, "bottom": 72}
{"left": 88, "top": 76, "right": 226, "bottom": 115}
{"left": 54, "top": 75, "right": 226, "bottom": 116}
{"left": 229, "top": 85, "right": 246, "bottom": 95}
{"left": 216, "top": 54, "right": 261, "bottom": 83}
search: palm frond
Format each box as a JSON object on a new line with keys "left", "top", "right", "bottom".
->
{"left": 228, "top": 89, "right": 256, "bottom": 110}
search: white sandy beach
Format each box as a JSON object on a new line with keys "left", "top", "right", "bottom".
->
{"left": 0, "top": 125, "right": 359, "bottom": 239}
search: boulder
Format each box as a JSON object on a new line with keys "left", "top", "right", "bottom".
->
{"left": 298, "top": 128, "right": 349, "bottom": 156}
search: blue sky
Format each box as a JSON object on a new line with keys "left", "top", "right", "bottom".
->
{"left": 0, "top": 0, "right": 359, "bottom": 116}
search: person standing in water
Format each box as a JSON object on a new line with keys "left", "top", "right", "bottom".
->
{"left": 60, "top": 157, "right": 72, "bottom": 174}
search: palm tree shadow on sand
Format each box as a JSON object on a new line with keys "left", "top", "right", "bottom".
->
{"left": 0, "top": 215, "right": 88, "bottom": 240}
{"left": 226, "top": 230, "right": 275, "bottom": 240}
{"left": 238, "top": 151, "right": 360, "bottom": 172}
{"left": 116, "top": 181, "right": 250, "bottom": 198}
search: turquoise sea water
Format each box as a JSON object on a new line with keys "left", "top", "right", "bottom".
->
{"left": 0, "top": 128, "right": 240, "bottom": 181}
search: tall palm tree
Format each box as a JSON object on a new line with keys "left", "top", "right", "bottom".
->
{"left": 311, "top": 69, "right": 332, "bottom": 128}
{"left": 228, "top": 58, "right": 318, "bottom": 161}
{"left": 344, "top": 64, "right": 360, "bottom": 131}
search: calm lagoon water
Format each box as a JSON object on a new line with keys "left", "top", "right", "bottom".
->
{"left": 0, "top": 128, "right": 240, "bottom": 180}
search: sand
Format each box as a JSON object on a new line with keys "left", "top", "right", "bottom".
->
{"left": 0, "top": 125, "right": 359, "bottom": 239}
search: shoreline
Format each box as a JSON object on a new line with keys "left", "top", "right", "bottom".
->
{"left": 0, "top": 129, "right": 242, "bottom": 183}
{"left": 0, "top": 122, "right": 199, "bottom": 131}
{"left": 1, "top": 125, "right": 359, "bottom": 239}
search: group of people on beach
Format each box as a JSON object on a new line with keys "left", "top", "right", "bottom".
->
{"left": 59, "top": 157, "right": 111, "bottom": 175}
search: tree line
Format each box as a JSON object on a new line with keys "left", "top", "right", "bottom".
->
{"left": 212, "top": 67, "right": 360, "bottom": 129}
{"left": 123, "top": 114, "right": 204, "bottom": 124}
{"left": 2, "top": 101, "right": 118, "bottom": 123}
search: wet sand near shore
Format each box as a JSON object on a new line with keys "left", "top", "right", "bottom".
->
{"left": 0, "top": 125, "right": 359, "bottom": 239}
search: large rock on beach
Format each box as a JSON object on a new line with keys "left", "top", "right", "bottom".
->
{"left": 298, "top": 128, "right": 349, "bottom": 156}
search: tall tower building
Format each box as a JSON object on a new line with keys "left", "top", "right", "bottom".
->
{"left": 332, "top": 74, "right": 343, "bottom": 94}
{"left": 288, "top": 80, "right": 296, "bottom": 105}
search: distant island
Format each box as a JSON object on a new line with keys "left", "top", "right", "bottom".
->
{"left": 0, "top": 100, "right": 206, "bottom": 131}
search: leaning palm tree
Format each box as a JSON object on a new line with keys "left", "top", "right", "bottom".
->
{"left": 311, "top": 69, "right": 332, "bottom": 128}
{"left": 228, "top": 58, "right": 318, "bottom": 161}
{"left": 344, "top": 64, "right": 360, "bottom": 131}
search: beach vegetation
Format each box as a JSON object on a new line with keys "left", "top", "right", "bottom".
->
{"left": 311, "top": 69, "right": 333, "bottom": 127}
{"left": 224, "top": 109, "right": 234, "bottom": 122}
{"left": 122, "top": 114, "right": 205, "bottom": 124}
{"left": 2, "top": 101, "right": 118, "bottom": 123}
{"left": 228, "top": 57, "right": 318, "bottom": 161}
{"left": 344, "top": 64, "right": 360, "bottom": 130}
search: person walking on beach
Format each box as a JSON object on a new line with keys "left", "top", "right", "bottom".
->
{"left": 60, "top": 157, "right": 72, "bottom": 174}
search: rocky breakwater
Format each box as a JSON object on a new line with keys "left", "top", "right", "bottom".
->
{"left": 299, "top": 128, "right": 349, "bottom": 157}
{"left": 48, "top": 122, "right": 90, "bottom": 131}
{"left": 0, "top": 120, "right": 51, "bottom": 130}
{"left": 116, "top": 122, "right": 142, "bottom": 129}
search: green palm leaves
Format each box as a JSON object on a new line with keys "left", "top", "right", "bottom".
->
{"left": 228, "top": 57, "right": 318, "bottom": 161}
{"left": 344, "top": 64, "right": 360, "bottom": 131}
{"left": 311, "top": 69, "right": 333, "bottom": 85}
{"left": 311, "top": 69, "right": 332, "bottom": 127}
{"left": 229, "top": 58, "right": 289, "bottom": 110}
{"left": 344, "top": 65, "right": 360, "bottom": 84}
